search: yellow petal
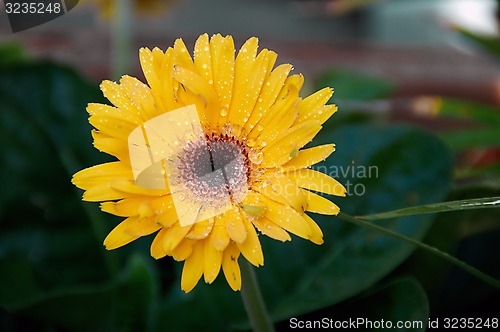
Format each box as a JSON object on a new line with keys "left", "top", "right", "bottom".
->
{"left": 302, "top": 189, "right": 340, "bottom": 215}
{"left": 254, "top": 172, "right": 307, "bottom": 214}
{"left": 173, "top": 66, "right": 219, "bottom": 125}
{"left": 153, "top": 196, "right": 179, "bottom": 228}
{"left": 82, "top": 183, "right": 127, "bottom": 202}
{"left": 282, "top": 144, "right": 335, "bottom": 170}
{"left": 302, "top": 213, "right": 324, "bottom": 245}
{"left": 295, "top": 87, "right": 334, "bottom": 124}
{"left": 229, "top": 48, "right": 276, "bottom": 129}
{"left": 89, "top": 116, "right": 135, "bottom": 141}
{"left": 186, "top": 218, "right": 214, "bottom": 240}
{"left": 244, "top": 64, "right": 293, "bottom": 133}
{"left": 223, "top": 208, "right": 247, "bottom": 244}
{"left": 247, "top": 75, "right": 300, "bottom": 142}
{"left": 222, "top": 242, "right": 241, "bottom": 291}
{"left": 252, "top": 217, "right": 291, "bottom": 242}
{"left": 227, "top": 37, "right": 259, "bottom": 127}
{"left": 163, "top": 222, "right": 192, "bottom": 255}
{"left": 100, "top": 80, "right": 142, "bottom": 118}
{"left": 236, "top": 217, "right": 264, "bottom": 266}
{"left": 104, "top": 217, "right": 141, "bottom": 250}
{"left": 155, "top": 213, "right": 178, "bottom": 228}
{"left": 100, "top": 197, "right": 154, "bottom": 217}
{"left": 260, "top": 194, "right": 313, "bottom": 240}
{"left": 287, "top": 169, "right": 346, "bottom": 197}
{"left": 110, "top": 179, "right": 168, "bottom": 196}
{"left": 139, "top": 47, "right": 178, "bottom": 111}
{"left": 87, "top": 103, "right": 141, "bottom": 125}
{"left": 119, "top": 75, "right": 159, "bottom": 120}
{"left": 194, "top": 33, "right": 213, "bottom": 84}
{"left": 173, "top": 38, "right": 195, "bottom": 71}
{"left": 122, "top": 216, "right": 161, "bottom": 237}
{"left": 150, "top": 228, "right": 168, "bottom": 259}
{"left": 214, "top": 35, "right": 236, "bottom": 129}
{"left": 203, "top": 239, "right": 223, "bottom": 284}
{"left": 172, "top": 238, "right": 196, "bottom": 261}
{"left": 261, "top": 121, "right": 322, "bottom": 167}
{"left": 253, "top": 84, "right": 299, "bottom": 145}
{"left": 72, "top": 161, "right": 133, "bottom": 189}
{"left": 181, "top": 241, "right": 204, "bottom": 293}
{"left": 210, "top": 216, "right": 231, "bottom": 251}
{"left": 92, "top": 131, "right": 130, "bottom": 162}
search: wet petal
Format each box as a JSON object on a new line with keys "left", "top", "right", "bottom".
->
{"left": 302, "top": 189, "right": 340, "bottom": 215}
{"left": 222, "top": 242, "right": 241, "bottom": 291}
{"left": 181, "top": 241, "right": 204, "bottom": 292}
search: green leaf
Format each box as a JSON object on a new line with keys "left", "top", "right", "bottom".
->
{"left": 328, "top": 278, "right": 429, "bottom": 332}
{"left": 360, "top": 196, "right": 500, "bottom": 220}
{"left": 436, "top": 98, "right": 500, "bottom": 126}
{"left": 0, "top": 62, "right": 109, "bottom": 214}
{"left": 0, "top": 42, "right": 30, "bottom": 67}
{"left": 455, "top": 26, "right": 500, "bottom": 59}
{"left": 12, "top": 255, "right": 157, "bottom": 332}
{"left": 441, "top": 128, "right": 500, "bottom": 149}
{"left": 0, "top": 62, "right": 129, "bottom": 327}
{"left": 315, "top": 69, "right": 396, "bottom": 103}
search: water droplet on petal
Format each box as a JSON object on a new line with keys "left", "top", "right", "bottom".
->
{"left": 220, "top": 108, "right": 228, "bottom": 117}
{"left": 248, "top": 149, "right": 264, "bottom": 165}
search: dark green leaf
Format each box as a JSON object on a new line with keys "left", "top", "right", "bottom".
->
{"left": 441, "top": 128, "right": 500, "bottom": 149}
{"left": 327, "top": 278, "right": 429, "bottom": 332}
{"left": 14, "top": 255, "right": 157, "bottom": 332}
{"left": 315, "top": 69, "right": 396, "bottom": 103}
{"left": 0, "top": 62, "right": 123, "bottom": 326}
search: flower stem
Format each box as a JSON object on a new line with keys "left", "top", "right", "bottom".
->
{"left": 337, "top": 211, "right": 500, "bottom": 289}
{"left": 111, "top": 0, "right": 133, "bottom": 79}
{"left": 240, "top": 259, "right": 275, "bottom": 332}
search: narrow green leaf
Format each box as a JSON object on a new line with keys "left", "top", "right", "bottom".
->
{"left": 441, "top": 128, "right": 500, "bottom": 149}
{"left": 360, "top": 196, "right": 500, "bottom": 220}
{"left": 337, "top": 212, "right": 500, "bottom": 289}
{"left": 436, "top": 98, "right": 500, "bottom": 126}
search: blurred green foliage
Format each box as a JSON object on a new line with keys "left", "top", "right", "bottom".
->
{"left": 0, "top": 41, "right": 498, "bottom": 332}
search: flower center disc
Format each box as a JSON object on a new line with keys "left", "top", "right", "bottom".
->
{"left": 172, "top": 134, "right": 249, "bottom": 226}
{"left": 178, "top": 135, "right": 249, "bottom": 202}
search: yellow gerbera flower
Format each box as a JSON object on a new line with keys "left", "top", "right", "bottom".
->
{"left": 72, "top": 33, "right": 346, "bottom": 293}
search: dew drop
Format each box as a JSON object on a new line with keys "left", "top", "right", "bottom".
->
{"left": 247, "top": 139, "right": 256, "bottom": 147}
{"left": 256, "top": 124, "right": 264, "bottom": 132}
{"left": 220, "top": 108, "right": 228, "bottom": 117}
{"left": 248, "top": 149, "right": 264, "bottom": 165}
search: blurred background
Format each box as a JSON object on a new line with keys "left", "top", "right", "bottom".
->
{"left": 1, "top": 0, "right": 499, "bottom": 331}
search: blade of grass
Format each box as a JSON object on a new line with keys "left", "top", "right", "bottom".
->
{"left": 359, "top": 197, "right": 500, "bottom": 220}
{"left": 337, "top": 212, "right": 500, "bottom": 289}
